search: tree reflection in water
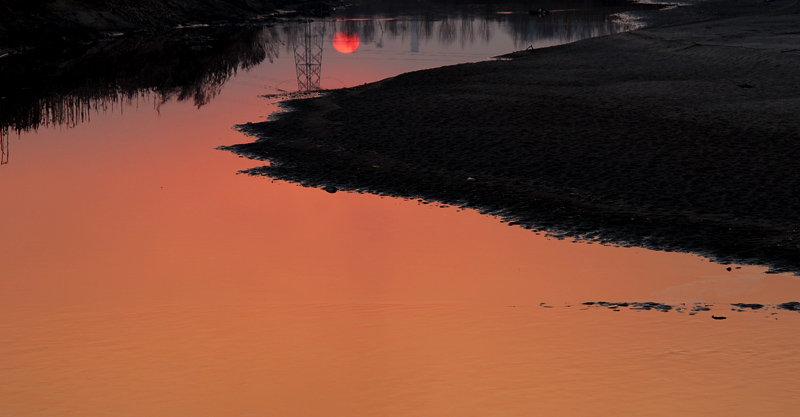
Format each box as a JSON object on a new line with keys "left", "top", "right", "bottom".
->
{"left": 0, "top": 25, "right": 284, "bottom": 142}
{"left": 332, "top": 0, "right": 658, "bottom": 49}
{"left": 0, "top": 0, "right": 662, "bottom": 164}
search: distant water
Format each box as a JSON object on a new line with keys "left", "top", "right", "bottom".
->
{"left": 2, "top": 1, "right": 799, "bottom": 416}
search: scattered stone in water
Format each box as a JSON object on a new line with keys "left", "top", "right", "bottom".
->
{"left": 582, "top": 301, "right": 673, "bottom": 312}
{"left": 777, "top": 301, "right": 800, "bottom": 312}
{"left": 573, "top": 301, "right": 793, "bottom": 317}
{"left": 631, "top": 302, "right": 672, "bottom": 312}
{"left": 731, "top": 303, "right": 764, "bottom": 310}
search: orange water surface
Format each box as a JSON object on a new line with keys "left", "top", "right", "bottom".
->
{"left": 2, "top": 8, "right": 799, "bottom": 417}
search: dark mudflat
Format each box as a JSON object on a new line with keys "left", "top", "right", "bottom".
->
{"left": 226, "top": 0, "right": 800, "bottom": 274}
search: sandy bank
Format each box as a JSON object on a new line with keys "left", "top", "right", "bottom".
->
{"left": 227, "top": 0, "right": 800, "bottom": 273}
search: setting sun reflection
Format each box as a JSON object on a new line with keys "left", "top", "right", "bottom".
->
{"left": 332, "top": 31, "right": 360, "bottom": 54}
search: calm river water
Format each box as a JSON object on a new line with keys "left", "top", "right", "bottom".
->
{"left": 1, "top": 1, "right": 799, "bottom": 416}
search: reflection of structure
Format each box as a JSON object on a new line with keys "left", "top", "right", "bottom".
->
{"left": 411, "top": 20, "right": 419, "bottom": 53}
{"left": 294, "top": 21, "right": 325, "bottom": 92}
{"left": 1, "top": 128, "right": 8, "bottom": 165}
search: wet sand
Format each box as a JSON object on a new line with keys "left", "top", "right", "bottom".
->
{"left": 227, "top": 0, "right": 800, "bottom": 273}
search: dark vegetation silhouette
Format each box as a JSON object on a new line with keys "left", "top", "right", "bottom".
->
{"left": 0, "top": 25, "right": 284, "bottom": 141}
{"left": 1, "top": 0, "right": 656, "bottom": 139}
{"left": 0, "top": 0, "right": 294, "bottom": 51}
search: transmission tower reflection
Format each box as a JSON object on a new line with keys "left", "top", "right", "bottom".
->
{"left": 294, "top": 21, "right": 325, "bottom": 92}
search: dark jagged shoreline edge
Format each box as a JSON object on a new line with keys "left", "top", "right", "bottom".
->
{"left": 223, "top": 0, "right": 800, "bottom": 275}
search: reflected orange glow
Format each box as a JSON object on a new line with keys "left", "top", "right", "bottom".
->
{"left": 2, "top": 16, "right": 800, "bottom": 417}
{"left": 332, "top": 31, "right": 360, "bottom": 54}
{"left": 3, "top": 301, "right": 799, "bottom": 416}
{"left": 2, "top": 93, "right": 799, "bottom": 414}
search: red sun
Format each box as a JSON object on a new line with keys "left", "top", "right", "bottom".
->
{"left": 332, "top": 31, "right": 360, "bottom": 54}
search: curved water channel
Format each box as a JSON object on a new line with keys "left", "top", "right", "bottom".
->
{"left": 1, "top": 1, "right": 799, "bottom": 416}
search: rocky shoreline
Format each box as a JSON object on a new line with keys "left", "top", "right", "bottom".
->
{"left": 226, "top": 0, "right": 800, "bottom": 274}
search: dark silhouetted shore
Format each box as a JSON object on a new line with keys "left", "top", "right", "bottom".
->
{"left": 227, "top": 0, "right": 800, "bottom": 273}
{"left": 0, "top": 0, "right": 337, "bottom": 55}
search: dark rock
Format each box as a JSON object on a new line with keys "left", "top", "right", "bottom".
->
{"left": 633, "top": 302, "right": 673, "bottom": 312}
{"left": 777, "top": 301, "right": 800, "bottom": 312}
{"left": 731, "top": 303, "right": 764, "bottom": 310}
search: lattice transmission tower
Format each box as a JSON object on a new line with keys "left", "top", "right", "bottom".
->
{"left": 294, "top": 21, "right": 325, "bottom": 92}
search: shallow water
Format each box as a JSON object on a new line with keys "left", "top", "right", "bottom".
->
{"left": 1, "top": 1, "right": 799, "bottom": 416}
